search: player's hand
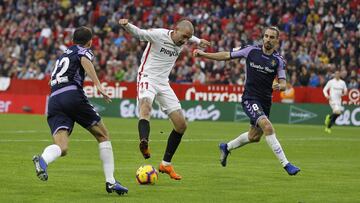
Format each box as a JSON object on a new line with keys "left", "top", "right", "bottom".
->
{"left": 199, "top": 39, "right": 211, "bottom": 48}
{"left": 193, "top": 49, "right": 205, "bottom": 57}
{"left": 119, "top": 19, "right": 129, "bottom": 26}
{"left": 97, "top": 86, "right": 112, "bottom": 103}
{"left": 272, "top": 82, "right": 280, "bottom": 91}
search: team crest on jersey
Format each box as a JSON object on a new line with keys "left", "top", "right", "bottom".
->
{"left": 271, "top": 59, "right": 276, "bottom": 67}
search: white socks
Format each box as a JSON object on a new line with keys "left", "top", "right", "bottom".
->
{"left": 99, "top": 141, "right": 116, "bottom": 184}
{"left": 161, "top": 160, "right": 171, "bottom": 166}
{"left": 227, "top": 132, "right": 250, "bottom": 151}
{"left": 41, "top": 144, "right": 62, "bottom": 165}
{"left": 265, "top": 134, "right": 289, "bottom": 167}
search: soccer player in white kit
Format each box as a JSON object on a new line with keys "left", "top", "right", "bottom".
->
{"left": 119, "top": 18, "right": 210, "bottom": 180}
{"left": 323, "top": 70, "right": 348, "bottom": 133}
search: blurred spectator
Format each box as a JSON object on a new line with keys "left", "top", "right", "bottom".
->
{"left": 309, "top": 70, "right": 320, "bottom": 87}
{"left": 0, "top": 0, "right": 358, "bottom": 88}
{"left": 299, "top": 65, "right": 310, "bottom": 86}
{"left": 290, "top": 72, "right": 300, "bottom": 87}
{"left": 280, "top": 82, "right": 295, "bottom": 103}
{"left": 348, "top": 76, "right": 359, "bottom": 89}
{"left": 192, "top": 64, "right": 206, "bottom": 84}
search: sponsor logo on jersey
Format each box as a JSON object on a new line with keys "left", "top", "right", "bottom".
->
{"left": 249, "top": 62, "right": 274, "bottom": 73}
{"left": 160, "top": 47, "right": 179, "bottom": 57}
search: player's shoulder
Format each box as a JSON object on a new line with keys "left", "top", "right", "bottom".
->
{"left": 74, "top": 45, "right": 94, "bottom": 61}
{"left": 148, "top": 28, "right": 169, "bottom": 35}
{"left": 327, "top": 78, "right": 335, "bottom": 84}
{"left": 232, "top": 44, "right": 260, "bottom": 52}
{"left": 272, "top": 50, "right": 284, "bottom": 59}
{"left": 272, "top": 51, "right": 286, "bottom": 66}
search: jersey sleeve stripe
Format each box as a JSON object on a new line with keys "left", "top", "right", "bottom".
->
{"left": 137, "top": 43, "right": 152, "bottom": 100}
{"left": 138, "top": 43, "right": 152, "bottom": 81}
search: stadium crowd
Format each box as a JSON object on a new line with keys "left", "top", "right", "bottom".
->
{"left": 0, "top": 0, "right": 359, "bottom": 89}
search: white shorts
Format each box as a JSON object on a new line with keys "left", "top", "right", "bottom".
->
{"left": 137, "top": 77, "right": 181, "bottom": 115}
{"left": 329, "top": 100, "right": 344, "bottom": 113}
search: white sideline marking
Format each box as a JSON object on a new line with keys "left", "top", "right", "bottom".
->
{"left": 0, "top": 130, "right": 45, "bottom": 134}
{"left": 0, "top": 137, "right": 359, "bottom": 143}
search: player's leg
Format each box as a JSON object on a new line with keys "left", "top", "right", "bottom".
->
{"left": 87, "top": 121, "right": 127, "bottom": 195}
{"left": 328, "top": 112, "right": 341, "bottom": 128}
{"left": 137, "top": 78, "right": 156, "bottom": 159}
{"left": 324, "top": 113, "right": 331, "bottom": 127}
{"left": 70, "top": 93, "right": 127, "bottom": 195}
{"left": 226, "top": 126, "right": 263, "bottom": 150}
{"left": 219, "top": 126, "right": 263, "bottom": 167}
{"left": 244, "top": 99, "right": 291, "bottom": 167}
{"left": 33, "top": 129, "right": 69, "bottom": 181}
{"left": 88, "top": 121, "right": 114, "bottom": 184}
{"left": 327, "top": 103, "right": 342, "bottom": 131}
{"left": 159, "top": 109, "right": 185, "bottom": 180}
{"left": 138, "top": 97, "right": 153, "bottom": 159}
{"left": 156, "top": 84, "right": 183, "bottom": 180}
{"left": 33, "top": 95, "right": 74, "bottom": 181}
{"left": 257, "top": 118, "right": 300, "bottom": 175}
{"left": 165, "top": 110, "right": 187, "bottom": 164}
{"left": 46, "top": 129, "right": 69, "bottom": 159}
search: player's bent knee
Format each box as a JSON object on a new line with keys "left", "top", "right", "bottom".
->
{"left": 249, "top": 135, "right": 261, "bottom": 142}
{"left": 175, "top": 122, "right": 187, "bottom": 134}
{"left": 98, "top": 132, "right": 109, "bottom": 142}
{"left": 140, "top": 110, "right": 151, "bottom": 119}
{"left": 262, "top": 123, "right": 274, "bottom": 135}
{"left": 139, "top": 105, "right": 152, "bottom": 119}
{"left": 248, "top": 132, "right": 262, "bottom": 142}
{"left": 94, "top": 131, "right": 109, "bottom": 142}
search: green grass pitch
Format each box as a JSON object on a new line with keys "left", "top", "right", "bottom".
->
{"left": 0, "top": 114, "right": 359, "bottom": 202}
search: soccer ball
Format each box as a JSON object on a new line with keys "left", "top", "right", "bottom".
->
{"left": 136, "top": 165, "right": 158, "bottom": 184}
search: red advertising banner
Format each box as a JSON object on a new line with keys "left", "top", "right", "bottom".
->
{"left": 1, "top": 79, "right": 359, "bottom": 105}
{"left": 0, "top": 94, "right": 47, "bottom": 114}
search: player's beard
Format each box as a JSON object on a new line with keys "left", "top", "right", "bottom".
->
{"left": 264, "top": 42, "right": 273, "bottom": 50}
{"left": 175, "top": 41, "right": 184, "bottom": 46}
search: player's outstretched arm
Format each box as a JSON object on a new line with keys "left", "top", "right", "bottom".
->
{"left": 119, "top": 18, "right": 155, "bottom": 42}
{"left": 193, "top": 49, "right": 230, "bottom": 61}
{"left": 343, "top": 84, "right": 348, "bottom": 96}
{"left": 81, "top": 57, "right": 111, "bottom": 103}
{"left": 189, "top": 36, "right": 211, "bottom": 48}
{"left": 198, "top": 39, "right": 211, "bottom": 48}
{"left": 323, "top": 81, "right": 330, "bottom": 99}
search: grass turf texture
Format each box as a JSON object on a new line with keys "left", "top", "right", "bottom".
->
{"left": 0, "top": 114, "right": 359, "bottom": 202}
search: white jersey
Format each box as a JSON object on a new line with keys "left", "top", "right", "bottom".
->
{"left": 323, "top": 78, "right": 347, "bottom": 103}
{"left": 124, "top": 23, "right": 200, "bottom": 84}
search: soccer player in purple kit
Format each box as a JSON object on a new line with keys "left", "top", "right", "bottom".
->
{"left": 193, "top": 26, "right": 300, "bottom": 175}
{"left": 32, "top": 26, "right": 128, "bottom": 194}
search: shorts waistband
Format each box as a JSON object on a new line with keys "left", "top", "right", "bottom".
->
{"left": 50, "top": 85, "right": 78, "bottom": 97}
